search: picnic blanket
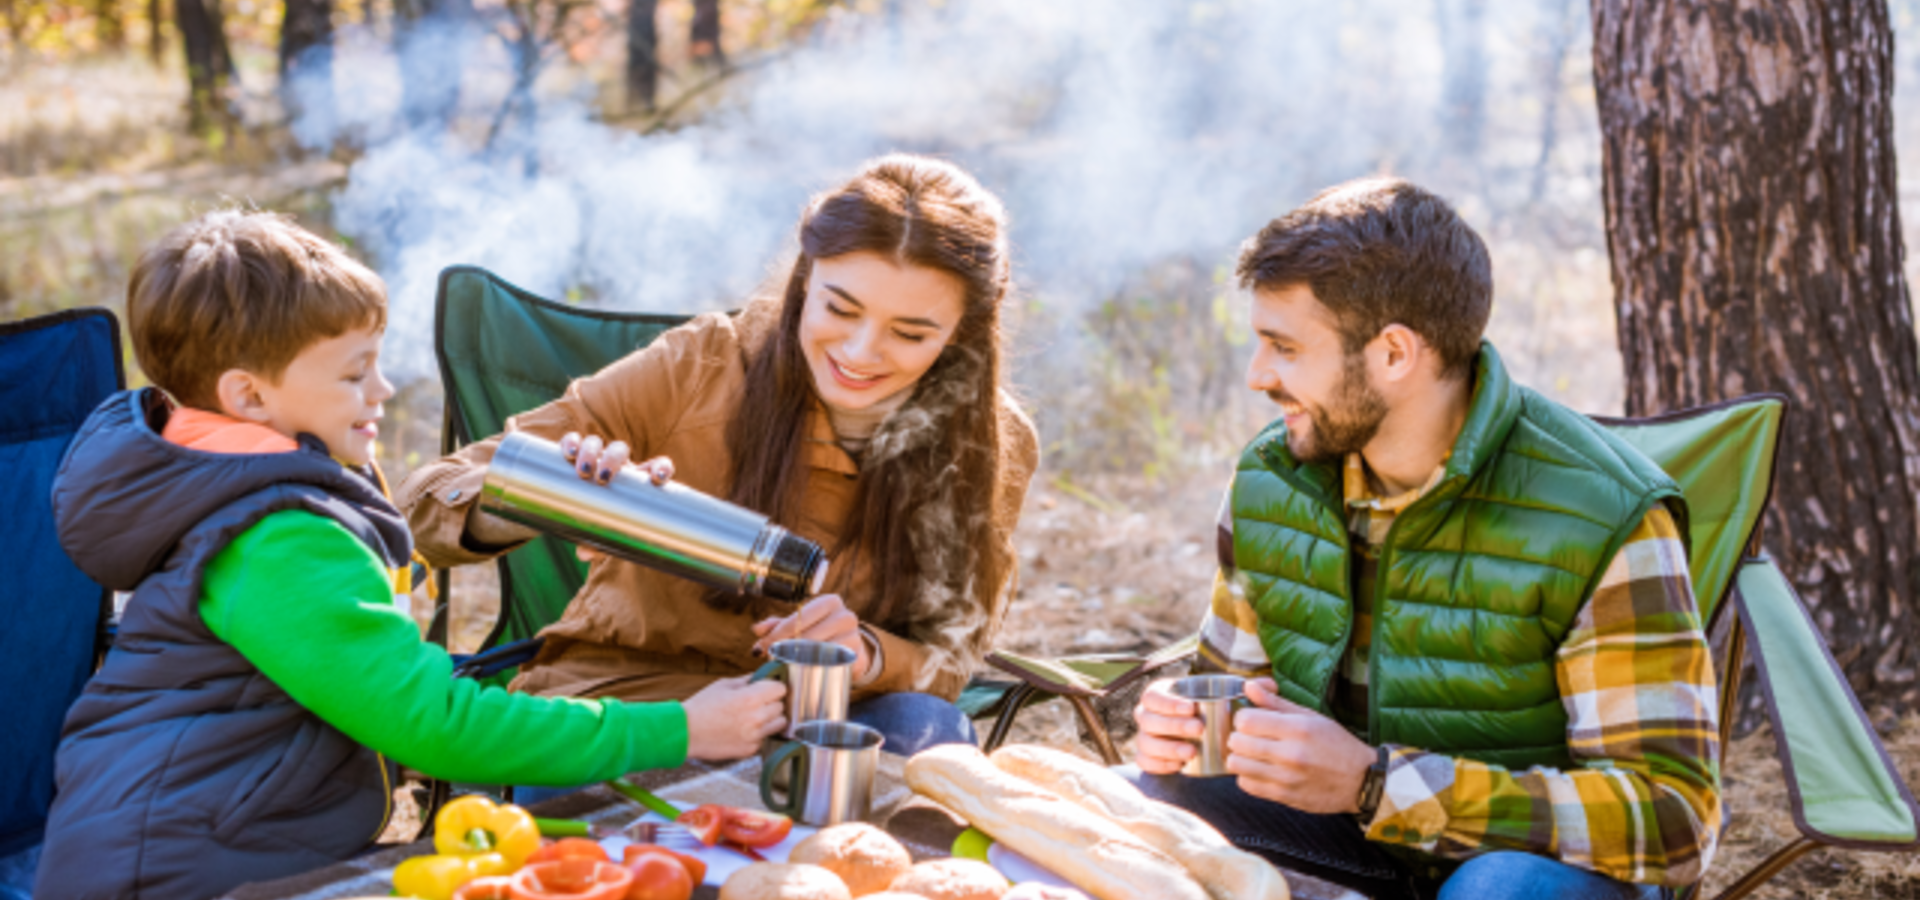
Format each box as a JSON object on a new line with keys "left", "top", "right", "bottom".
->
{"left": 220, "top": 754, "right": 1361, "bottom": 900}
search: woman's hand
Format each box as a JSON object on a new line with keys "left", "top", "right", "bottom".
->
{"left": 750, "top": 594, "right": 873, "bottom": 681}
{"left": 681, "top": 675, "right": 788, "bottom": 761}
{"left": 559, "top": 432, "right": 674, "bottom": 564}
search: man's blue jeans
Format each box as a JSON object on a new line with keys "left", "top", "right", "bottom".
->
{"left": 514, "top": 692, "right": 974, "bottom": 807}
{"left": 1117, "top": 766, "right": 1669, "bottom": 900}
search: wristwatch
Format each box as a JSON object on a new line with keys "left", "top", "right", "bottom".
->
{"left": 1356, "top": 744, "right": 1389, "bottom": 821}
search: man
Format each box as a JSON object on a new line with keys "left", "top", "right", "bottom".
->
{"left": 1129, "top": 178, "right": 1720, "bottom": 900}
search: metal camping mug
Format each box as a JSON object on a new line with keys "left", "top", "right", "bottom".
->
{"left": 1171, "top": 674, "right": 1249, "bottom": 777}
{"left": 480, "top": 432, "right": 830, "bottom": 601}
{"left": 758, "top": 720, "right": 885, "bottom": 826}
{"left": 751, "top": 639, "right": 855, "bottom": 736}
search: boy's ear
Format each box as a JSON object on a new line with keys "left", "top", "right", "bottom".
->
{"left": 214, "top": 369, "right": 273, "bottom": 423}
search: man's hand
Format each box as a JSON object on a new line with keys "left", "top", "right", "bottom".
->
{"left": 750, "top": 594, "right": 873, "bottom": 681}
{"left": 1131, "top": 678, "right": 1204, "bottom": 775}
{"left": 1225, "top": 677, "right": 1377, "bottom": 814}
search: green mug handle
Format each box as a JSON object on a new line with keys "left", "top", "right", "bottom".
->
{"left": 749, "top": 658, "right": 787, "bottom": 684}
{"left": 759, "top": 739, "right": 808, "bottom": 818}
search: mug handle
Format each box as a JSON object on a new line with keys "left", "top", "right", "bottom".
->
{"left": 759, "top": 739, "right": 808, "bottom": 818}
{"left": 749, "top": 659, "right": 787, "bottom": 684}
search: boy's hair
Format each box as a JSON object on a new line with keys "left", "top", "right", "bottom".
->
{"left": 1235, "top": 177, "right": 1492, "bottom": 380}
{"left": 128, "top": 210, "right": 387, "bottom": 411}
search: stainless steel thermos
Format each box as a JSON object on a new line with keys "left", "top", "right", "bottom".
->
{"left": 480, "top": 431, "right": 829, "bottom": 601}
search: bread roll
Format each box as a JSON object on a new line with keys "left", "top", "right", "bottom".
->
{"left": 989, "top": 745, "right": 1288, "bottom": 900}
{"left": 1001, "top": 884, "right": 1094, "bottom": 900}
{"left": 788, "top": 823, "right": 914, "bottom": 897}
{"left": 719, "top": 862, "right": 854, "bottom": 900}
{"left": 904, "top": 745, "right": 1210, "bottom": 900}
{"left": 886, "top": 859, "right": 1007, "bottom": 900}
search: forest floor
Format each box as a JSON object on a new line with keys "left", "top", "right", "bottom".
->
{"left": 417, "top": 467, "right": 1920, "bottom": 900}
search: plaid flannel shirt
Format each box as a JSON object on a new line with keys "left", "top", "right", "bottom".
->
{"left": 1197, "top": 453, "right": 1722, "bottom": 886}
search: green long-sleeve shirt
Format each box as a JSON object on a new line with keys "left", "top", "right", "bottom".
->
{"left": 199, "top": 509, "right": 688, "bottom": 785}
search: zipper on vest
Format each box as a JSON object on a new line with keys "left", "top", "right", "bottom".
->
{"left": 1361, "top": 477, "right": 1460, "bottom": 747}
{"left": 1270, "top": 458, "right": 1356, "bottom": 717}
{"left": 367, "top": 751, "right": 394, "bottom": 844}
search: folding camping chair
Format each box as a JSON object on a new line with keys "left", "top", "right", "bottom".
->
{"left": 426, "top": 266, "right": 1186, "bottom": 765}
{"left": 0, "top": 309, "right": 124, "bottom": 892}
{"left": 1595, "top": 398, "right": 1920, "bottom": 900}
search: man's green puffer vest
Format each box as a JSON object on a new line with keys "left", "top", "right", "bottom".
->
{"left": 1230, "top": 343, "right": 1685, "bottom": 770}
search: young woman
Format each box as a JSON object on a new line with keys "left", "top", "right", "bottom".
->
{"left": 400, "top": 154, "right": 1039, "bottom": 758}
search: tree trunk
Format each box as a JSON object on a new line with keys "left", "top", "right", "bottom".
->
{"left": 1591, "top": 0, "right": 1920, "bottom": 716}
{"left": 1434, "top": 0, "right": 1487, "bottom": 157}
{"left": 147, "top": 0, "right": 166, "bottom": 65}
{"left": 95, "top": 0, "right": 127, "bottom": 49}
{"left": 279, "top": 0, "right": 333, "bottom": 126}
{"left": 175, "top": 0, "right": 234, "bottom": 130}
{"left": 626, "top": 0, "right": 659, "bottom": 112}
{"left": 1528, "top": 0, "right": 1580, "bottom": 205}
{"left": 689, "top": 0, "right": 721, "bottom": 67}
{"left": 394, "top": 0, "right": 472, "bottom": 130}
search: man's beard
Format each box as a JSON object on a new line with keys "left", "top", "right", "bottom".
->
{"left": 1272, "top": 352, "right": 1388, "bottom": 464}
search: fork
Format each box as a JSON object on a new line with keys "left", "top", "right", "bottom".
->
{"left": 533, "top": 816, "right": 703, "bottom": 847}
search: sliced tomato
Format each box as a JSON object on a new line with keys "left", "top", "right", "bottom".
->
{"left": 526, "top": 837, "right": 611, "bottom": 865}
{"left": 621, "top": 849, "right": 694, "bottom": 900}
{"left": 673, "top": 805, "right": 727, "bottom": 846}
{"left": 510, "top": 859, "right": 632, "bottom": 900}
{"left": 450, "top": 875, "right": 514, "bottom": 900}
{"left": 621, "top": 844, "right": 707, "bottom": 885}
{"left": 718, "top": 809, "right": 792, "bottom": 849}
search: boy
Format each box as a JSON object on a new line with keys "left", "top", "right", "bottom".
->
{"left": 35, "top": 210, "right": 788, "bottom": 900}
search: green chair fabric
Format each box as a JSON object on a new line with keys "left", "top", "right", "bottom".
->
{"left": 1734, "top": 555, "right": 1919, "bottom": 847}
{"left": 1595, "top": 395, "right": 1917, "bottom": 898}
{"left": 434, "top": 266, "right": 691, "bottom": 663}
{"left": 1596, "top": 399, "right": 1784, "bottom": 627}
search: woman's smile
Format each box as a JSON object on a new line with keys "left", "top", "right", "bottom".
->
{"left": 828, "top": 356, "right": 889, "bottom": 389}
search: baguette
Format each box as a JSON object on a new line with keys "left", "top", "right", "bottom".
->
{"left": 904, "top": 745, "right": 1211, "bottom": 900}
{"left": 990, "top": 745, "right": 1289, "bottom": 900}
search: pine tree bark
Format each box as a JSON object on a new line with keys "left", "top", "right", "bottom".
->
{"left": 148, "top": 0, "right": 167, "bottom": 64}
{"left": 394, "top": 0, "right": 473, "bottom": 129}
{"left": 1434, "top": 0, "right": 1487, "bottom": 157}
{"left": 689, "top": 0, "right": 721, "bottom": 67}
{"left": 175, "top": 0, "right": 235, "bottom": 130}
{"left": 95, "top": 0, "right": 127, "bottom": 49}
{"left": 626, "top": 0, "right": 659, "bottom": 112}
{"left": 1591, "top": 0, "right": 1920, "bottom": 714}
{"left": 278, "top": 0, "right": 333, "bottom": 125}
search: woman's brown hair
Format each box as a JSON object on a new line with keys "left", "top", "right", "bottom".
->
{"left": 723, "top": 155, "right": 1011, "bottom": 683}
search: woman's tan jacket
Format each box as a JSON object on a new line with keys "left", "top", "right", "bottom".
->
{"left": 397, "top": 300, "right": 1039, "bottom": 704}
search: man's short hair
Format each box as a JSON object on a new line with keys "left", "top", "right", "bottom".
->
{"left": 1235, "top": 177, "right": 1491, "bottom": 380}
{"left": 128, "top": 210, "right": 387, "bottom": 410}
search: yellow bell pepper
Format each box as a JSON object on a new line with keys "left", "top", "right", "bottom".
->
{"left": 392, "top": 852, "right": 513, "bottom": 900}
{"left": 434, "top": 795, "right": 541, "bottom": 868}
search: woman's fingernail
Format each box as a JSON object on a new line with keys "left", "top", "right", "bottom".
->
{"left": 597, "top": 467, "right": 611, "bottom": 483}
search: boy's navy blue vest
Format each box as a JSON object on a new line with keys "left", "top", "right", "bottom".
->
{"left": 36, "top": 389, "right": 412, "bottom": 900}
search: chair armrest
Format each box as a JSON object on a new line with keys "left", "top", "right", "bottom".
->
{"left": 1734, "top": 556, "right": 1920, "bottom": 848}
